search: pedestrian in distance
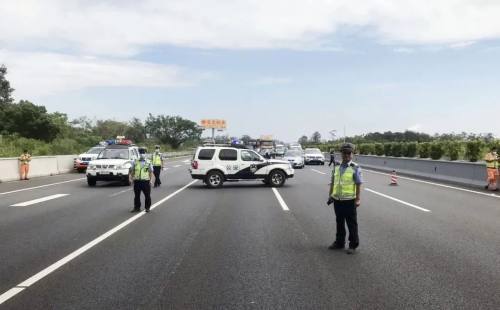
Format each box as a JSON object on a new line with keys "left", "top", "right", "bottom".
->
{"left": 151, "top": 145, "right": 163, "bottom": 188}
{"left": 18, "top": 149, "right": 32, "bottom": 180}
{"left": 328, "top": 148, "right": 336, "bottom": 167}
{"left": 327, "top": 143, "right": 363, "bottom": 254}
{"left": 130, "top": 148, "right": 154, "bottom": 213}
{"left": 484, "top": 146, "right": 498, "bottom": 191}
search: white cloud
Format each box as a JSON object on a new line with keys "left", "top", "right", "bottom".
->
{"left": 449, "top": 41, "right": 476, "bottom": 49}
{"left": 1, "top": 1, "right": 500, "bottom": 55}
{"left": 393, "top": 47, "right": 415, "bottom": 53}
{"left": 0, "top": 50, "right": 211, "bottom": 99}
{"left": 255, "top": 76, "right": 292, "bottom": 85}
{"left": 407, "top": 124, "right": 423, "bottom": 131}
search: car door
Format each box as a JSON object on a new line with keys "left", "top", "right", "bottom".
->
{"left": 238, "top": 149, "right": 266, "bottom": 179}
{"left": 217, "top": 148, "right": 239, "bottom": 179}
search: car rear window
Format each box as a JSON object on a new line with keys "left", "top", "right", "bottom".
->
{"left": 198, "top": 149, "right": 216, "bottom": 160}
{"left": 218, "top": 149, "right": 237, "bottom": 161}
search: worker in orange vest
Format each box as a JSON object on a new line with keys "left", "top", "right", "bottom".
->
{"left": 484, "top": 146, "right": 498, "bottom": 191}
{"left": 18, "top": 149, "right": 32, "bottom": 180}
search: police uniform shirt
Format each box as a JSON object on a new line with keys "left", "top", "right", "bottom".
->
{"left": 337, "top": 161, "right": 363, "bottom": 185}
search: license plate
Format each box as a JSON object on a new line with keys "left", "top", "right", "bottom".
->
{"left": 100, "top": 171, "right": 111, "bottom": 175}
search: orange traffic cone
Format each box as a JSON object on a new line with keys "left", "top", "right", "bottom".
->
{"left": 390, "top": 170, "right": 398, "bottom": 186}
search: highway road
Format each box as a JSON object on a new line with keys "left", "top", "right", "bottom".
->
{"left": 0, "top": 157, "right": 499, "bottom": 309}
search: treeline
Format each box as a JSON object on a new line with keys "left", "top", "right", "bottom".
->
{"left": 0, "top": 65, "right": 202, "bottom": 157}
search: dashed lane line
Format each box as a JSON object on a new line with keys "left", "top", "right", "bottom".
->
{"left": 10, "top": 194, "right": 70, "bottom": 207}
{"left": 365, "top": 188, "right": 431, "bottom": 212}
{"left": 0, "top": 180, "right": 198, "bottom": 306}
{"left": 272, "top": 188, "right": 290, "bottom": 211}
{"left": 0, "top": 178, "right": 85, "bottom": 196}
{"left": 364, "top": 169, "right": 500, "bottom": 200}
{"left": 311, "top": 169, "right": 327, "bottom": 175}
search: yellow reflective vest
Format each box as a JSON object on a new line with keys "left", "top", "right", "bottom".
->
{"left": 133, "top": 159, "right": 151, "bottom": 181}
{"left": 331, "top": 164, "right": 357, "bottom": 200}
{"left": 151, "top": 153, "right": 162, "bottom": 166}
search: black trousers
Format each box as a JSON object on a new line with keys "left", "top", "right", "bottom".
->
{"left": 333, "top": 199, "right": 359, "bottom": 249}
{"left": 153, "top": 166, "right": 162, "bottom": 186}
{"left": 134, "top": 180, "right": 151, "bottom": 210}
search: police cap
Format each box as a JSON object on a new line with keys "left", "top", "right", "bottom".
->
{"left": 138, "top": 148, "right": 147, "bottom": 154}
{"left": 340, "top": 143, "right": 355, "bottom": 154}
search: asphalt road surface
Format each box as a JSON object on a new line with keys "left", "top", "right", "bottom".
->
{"left": 1, "top": 157, "right": 499, "bottom": 309}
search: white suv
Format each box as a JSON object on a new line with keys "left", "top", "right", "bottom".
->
{"left": 190, "top": 146, "right": 294, "bottom": 188}
{"left": 86, "top": 144, "right": 140, "bottom": 186}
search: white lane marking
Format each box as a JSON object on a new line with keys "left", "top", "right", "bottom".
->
{"left": 0, "top": 180, "right": 198, "bottom": 305}
{"left": 109, "top": 189, "right": 132, "bottom": 197}
{"left": 272, "top": 188, "right": 290, "bottom": 211}
{"left": 173, "top": 165, "right": 181, "bottom": 168}
{"left": 182, "top": 159, "right": 190, "bottom": 163}
{"left": 365, "top": 188, "right": 431, "bottom": 212}
{"left": 364, "top": 169, "right": 500, "bottom": 199}
{"left": 11, "top": 194, "right": 69, "bottom": 207}
{"left": 0, "top": 178, "right": 85, "bottom": 196}
{"left": 311, "top": 169, "right": 327, "bottom": 175}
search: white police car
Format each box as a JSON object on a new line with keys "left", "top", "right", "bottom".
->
{"left": 190, "top": 146, "right": 294, "bottom": 188}
{"left": 74, "top": 146, "right": 105, "bottom": 172}
{"left": 86, "top": 144, "right": 140, "bottom": 186}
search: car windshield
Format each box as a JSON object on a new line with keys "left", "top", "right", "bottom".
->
{"left": 87, "top": 147, "right": 104, "bottom": 154}
{"left": 305, "top": 149, "right": 321, "bottom": 154}
{"left": 286, "top": 150, "right": 302, "bottom": 157}
{"left": 98, "top": 149, "right": 129, "bottom": 159}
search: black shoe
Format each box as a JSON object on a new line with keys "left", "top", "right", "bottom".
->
{"left": 346, "top": 248, "right": 357, "bottom": 255}
{"left": 485, "top": 185, "right": 489, "bottom": 190}
{"left": 130, "top": 209, "right": 141, "bottom": 213}
{"left": 145, "top": 209, "right": 150, "bottom": 213}
{"left": 328, "top": 242, "right": 345, "bottom": 250}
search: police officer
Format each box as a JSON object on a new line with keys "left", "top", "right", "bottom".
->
{"left": 328, "top": 148, "right": 336, "bottom": 167}
{"left": 327, "top": 143, "right": 363, "bottom": 254}
{"left": 130, "top": 148, "right": 154, "bottom": 213}
{"left": 151, "top": 145, "right": 163, "bottom": 188}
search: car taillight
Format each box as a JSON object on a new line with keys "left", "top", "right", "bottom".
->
{"left": 191, "top": 160, "right": 198, "bottom": 169}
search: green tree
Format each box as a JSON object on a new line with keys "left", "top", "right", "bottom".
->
{"left": 383, "top": 143, "right": 392, "bottom": 156}
{"left": 298, "top": 135, "right": 308, "bottom": 145}
{"left": 418, "top": 142, "right": 431, "bottom": 158}
{"left": 145, "top": 114, "right": 202, "bottom": 149}
{"left": 125, "top": 117, "right": 146, "bottom": 143}
{"left": 311, "top": 131, "right": 321, "bottom": 143}
{"left": 391, "top": 142, "right": 404, "bottom": 157}
{"left": 465, "top": 141, "right": 483, "bottom": 162}
{"left": 2, "top": 100, "right": 60, "bottom": 141}
{"left": 430, "top": 143, "right": 444, "bottom": 160}
{"left": 445, "top": 141, "right": 461, "bottom": 161}
{"left": 374, "top": 143, "right": 384, "bottom": 156}
{"left": 0, "top": 65, "right": 14, "bottom": 105}
{"left": 240, "top": 135, "right": 252, "bottom": 145}
{"left": 93, "top": 120, "right": 129, "bottom": 139}
{"left": 404, "top": 142, "right": 418, "bottom": 157}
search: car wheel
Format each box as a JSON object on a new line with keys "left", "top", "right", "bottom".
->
{"left": 206, "top": 171, "right": 224, "bottom": 188}
{"left": 269, "top": 170, "right": 286, "bottom": 187}
{"left": 87, "top": 177, "right": 96, "bottom": 187}
{"left": 77, "top": 168, "right": 85, "bottom": 173}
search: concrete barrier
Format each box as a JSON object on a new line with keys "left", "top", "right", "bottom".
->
{"left": 0, "top": 155, "right": 76, "bottom": 183}
{"left": 323, "top": 152, "right": 487, "bottom": 188}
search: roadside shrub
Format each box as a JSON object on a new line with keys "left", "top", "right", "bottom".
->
{"left": 418, "top": 142, "right": 430, "bottom": 158}
{"left": 404, "top": 142, "right": 418, "bottom": 157}
{"left": 383, "top": 143, "right": 392, "bottom": 156}
{"left": 374, "top": 143, "right": 384, "bottom": 156}
{"left": 445, "top": 141, "right": 461, "bottom": 161}
{"left": 359, "top": 143, "right": 375, "bottom": 155}
{"left": 430, "top": 143, "right": 444, "bottom": 160}
{"left": 465, "top": 141, "right": 483, "bottom": 162}
{"left": 391, "top": 142, "right": 403, "bottom": 157}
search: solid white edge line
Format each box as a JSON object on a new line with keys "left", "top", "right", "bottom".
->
{"left": 363, "top": 169, "right": 500, "bottom": 199}
{"left": 0, "top": 180, "right": 198, "bottom": 305}
{"left": 365, "top": 188, "right": 431, "bottom": 212}
{"left": 311, "top": 169, "right": 327, "bottom": 175}
{"left": 11, "top": 194, "right": 69, "bottom": 207}
{"left": 272, "top": 188, "right": 290, "bottom": 211}
{"left": 173, "top": 165, "right": 181, "bottom": 168}
{"left": 0, "top": 178, "right": 85, "bottom": 196}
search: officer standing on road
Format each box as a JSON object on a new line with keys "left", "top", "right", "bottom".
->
{"left": 151, "top": 145, "right": 163, "bottom": 188}
{"left": 328, "top": 148, "right": 336, "bottom": 167}
{"left": 130, "top": 148, "right": 154, "bottom": 213}
{"left": 327, "top": 143, "right": 363, "bottom": 254}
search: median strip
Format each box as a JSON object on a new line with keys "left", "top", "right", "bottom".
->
{"left": 0, "top": 180, "right": 198, "bottom": 305}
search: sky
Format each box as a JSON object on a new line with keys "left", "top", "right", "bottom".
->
{"left": 1, "top": 0, "right": 500, "bottom": 142}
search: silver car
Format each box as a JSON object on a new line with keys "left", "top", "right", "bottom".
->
{"left": 284, "top": 149, "right": 305, "bottom": 169}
